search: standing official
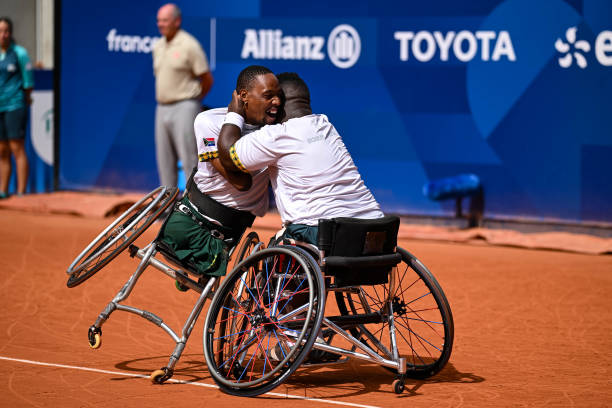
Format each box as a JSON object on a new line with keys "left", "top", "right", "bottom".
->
{"left": 153, "top": 3, "right": 213, "bottom": 188}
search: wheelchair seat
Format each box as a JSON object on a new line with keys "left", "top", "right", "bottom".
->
{"left": 317, "top": 215, "right": 401, "bottom": 286}
{"left": 152, "top": 170, "right": 253, "bottom": 278}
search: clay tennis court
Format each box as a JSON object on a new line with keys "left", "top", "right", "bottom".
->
{"left": 1, "top": 194, "right": 611, "bottom": 407}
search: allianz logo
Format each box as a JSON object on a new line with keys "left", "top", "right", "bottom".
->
{"left": 555, "top": 27, "right": 612, "bottom": 68}
{"left": 394, "top": 30, "right": 516, "bottom": 62}
{"left": 241, "top": 24, "right": 361, "bottom": 69}
{"left": 106, "top": 29, "right": 160, "bottom": 53}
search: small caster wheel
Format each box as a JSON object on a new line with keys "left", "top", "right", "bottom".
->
{"left": 392, "top": 378, "right": 405, "bottom": 394}
{"left": 150, "top": 367, "right": 173, "bottom": 384}
{"left": 88, "top": 326, "right": 102, "bottom": 349}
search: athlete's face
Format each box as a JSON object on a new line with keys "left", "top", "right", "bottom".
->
{"left": 157, "top": 5, "right": 180, "bottom": 40}
{"left": 242, "top": 73, "right": 282, "bottom": 126}
{"left": 0, "top": 22, "right": 11, "bottom": 49}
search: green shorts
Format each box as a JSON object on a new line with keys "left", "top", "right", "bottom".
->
{"left": 0, "top": 107, "right": 27, "bottom": 141}
{"left": 160, "top": 197, "right": 231, "bottom": 277}
{"left": 269, "top": 223, "right": 319, "bottom": 247}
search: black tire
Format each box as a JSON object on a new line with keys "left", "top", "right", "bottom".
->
{"left": 335, "top": 247, "right": 454, "bottom": 379}
{"left": 235, "top": 231, "right": 261, "bottom": 265}
{"left": 203, "top": 246, "right": 325, "bottom": 397}
{"left": 66, "top": 186, "right": 178, "bottom": 288}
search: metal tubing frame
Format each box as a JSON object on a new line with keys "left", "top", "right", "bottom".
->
{"left": 282, "top": 316, "right": 405, "bottom": 373}
{"left": 90, "top": 233, "right": 409, "bottom": 379}
{"left": 90, "top": 240, "right": 218, "bottom": 373}
{"left": 137, "top": 246, "right": 205, "bottom": 294}
{"left": 281, "top": 243, "right": 408, "bottom": 375}
{"left": 276, "top": 286, "right": 406, "bottom": 373}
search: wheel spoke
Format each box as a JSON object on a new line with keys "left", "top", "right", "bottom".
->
{"left": 205, "top": 246, "right": 325, "bottom": 395}
{"left": 66, "top": 186, "right": 178, "bottom": 288}
{"left": 334, "top": 247, "right": 453, "bottom": 379}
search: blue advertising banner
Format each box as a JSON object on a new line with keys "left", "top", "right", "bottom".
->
{"left": 59, "top": 0, "right": 612, "bottom": 223}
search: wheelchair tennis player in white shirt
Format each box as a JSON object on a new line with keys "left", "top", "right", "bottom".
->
{"left": 217, "top": 72, "right": 384, "bottom": 245}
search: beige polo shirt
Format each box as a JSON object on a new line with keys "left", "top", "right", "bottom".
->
{"left": 152, "top": 29, "right": 210, "bottom": 104}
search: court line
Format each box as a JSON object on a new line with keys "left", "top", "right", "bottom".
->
{"left": 0, "top": 355, "right": 381, "bottom": 408}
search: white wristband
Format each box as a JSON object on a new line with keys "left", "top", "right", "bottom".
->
{"left": 223, "top": 112, "right": 245, "bottom": 129}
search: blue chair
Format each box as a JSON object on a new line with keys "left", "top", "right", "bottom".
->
{"left": 423, "top": 173, "right": 484, "bottom": 228}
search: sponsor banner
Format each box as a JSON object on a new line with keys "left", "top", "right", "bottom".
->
{"left": 215, "top": 18, "right": 375, "bottom": 69}
{"left": 58, "top": 0, "right": 612, "bottom": 223}
{"left": 379, "top": 18, "right": 516, "bottom": 66}
{"left": 105, "top": 28, "right": 160, "bottom": 54}
{"left": 556, "top": 27, "right": 612, "bottom": 68}
{"left": 30, "top": 90, "right": 54, "bottom": 166}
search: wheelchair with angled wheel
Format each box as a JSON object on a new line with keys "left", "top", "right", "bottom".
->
{"left": 66, "top": 185, "right": 264, "bottom": 384}
{"left": 202, "top": 215, "right": 454, "bottom": 396}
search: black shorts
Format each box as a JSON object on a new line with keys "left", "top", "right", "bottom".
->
{"left": 0, "top": 106, "right": 27, "bottom": 141}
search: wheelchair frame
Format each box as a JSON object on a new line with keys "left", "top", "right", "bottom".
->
{"left": 202, "top": 240, "right": 454, "bottom": 396}
{"left": 277, "top": 242, "right": 409, "bottom": 373}
{"left": 66, "top": 187, "right": 454, "bottom": 396}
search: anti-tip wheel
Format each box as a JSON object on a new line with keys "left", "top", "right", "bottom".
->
{"left": 392, "top": 378, "right": 405, "bottom": 394}
{"left": 88, "top": 326, "right": 102, "bottom": 349}
{"left": 150, "top": 367, "right": 173, "bottom": 384}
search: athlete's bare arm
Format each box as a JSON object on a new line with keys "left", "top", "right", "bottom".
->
{"left": 218, "top": 91, "right": 251, "bottom": 182}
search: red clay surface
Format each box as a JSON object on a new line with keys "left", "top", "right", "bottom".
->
{"left": 1, "top": 208, "right": 612, "bottom": 407}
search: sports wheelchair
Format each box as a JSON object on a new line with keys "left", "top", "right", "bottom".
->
{"left": 66, "top": 186, "right": 454, "bottom": 396}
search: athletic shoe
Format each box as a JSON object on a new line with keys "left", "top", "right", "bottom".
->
{"left": 269, "top": 342, "right": 286, "bottom": 362}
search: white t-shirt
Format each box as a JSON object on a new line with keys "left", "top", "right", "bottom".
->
{"left": 233, "top": 114, "right": 383, "bottom": 226}
{"left": 193, "top": 108, "right": 269, "bottom": 217}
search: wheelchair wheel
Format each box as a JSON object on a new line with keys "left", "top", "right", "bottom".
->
{"left": 335, "top": 247, "right": 454, "bottom": 379}
{"left": 66, "top": 186, "right": 179, "bottom": 288}
{"left": 203, "top": 246, "right": 325, "bottom": 397}
{"left": 235, "top": 231, "right": 262, "bottom": 265}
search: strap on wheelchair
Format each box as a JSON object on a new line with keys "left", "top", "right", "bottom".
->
{"left": 325, "top": 253, "right": 402, "bottom": 270}
{"left": 184, "top": 166, "right": 256, "bottom": 232}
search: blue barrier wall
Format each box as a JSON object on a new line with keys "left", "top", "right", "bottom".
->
{"left": 59, "top": 0, "right": 612, "bottom": 223}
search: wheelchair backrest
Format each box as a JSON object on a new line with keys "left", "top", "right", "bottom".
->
{"left": 317, "top": 216, "right": 401, "bottom": 286}
{"left": 317, "top": 216, "right": 400, "bottom": 257}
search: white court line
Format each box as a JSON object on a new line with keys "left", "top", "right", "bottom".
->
{"left": 0, "top": 355, "right": 381, "bottom": 408}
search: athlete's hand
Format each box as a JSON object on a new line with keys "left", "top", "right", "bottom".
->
{"left": 228, "top": 90, "right": 246, "bottom": 118}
